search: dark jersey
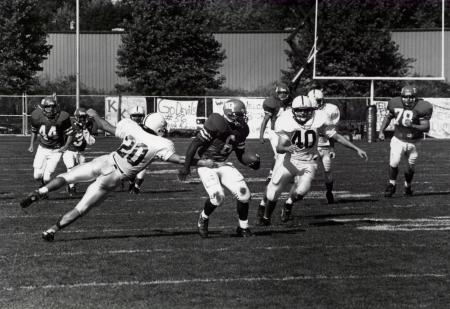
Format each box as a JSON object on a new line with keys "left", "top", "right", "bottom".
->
{"left": 197, "top": 113, "right": 250, "bottom": 162}
{"left": 387, "top": 97, "right": 433, "bottom": 141}
{"left": 262, "top": 95, "right": 293, "bottom": 130}
{"left": 67, "top": 119, "right": 94, "bottom": 152}
{"left": 30, "top": 109, "right": 74, "bottom": 149}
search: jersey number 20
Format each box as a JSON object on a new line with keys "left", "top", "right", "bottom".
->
{"left": 116, "top": 136, "right": 148, "bottom": 166}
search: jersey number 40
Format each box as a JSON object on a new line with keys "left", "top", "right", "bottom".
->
{"left": 291, "top": 130, "right": 317, "bottom": 149}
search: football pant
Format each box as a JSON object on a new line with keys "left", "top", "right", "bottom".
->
{"left": 33, "top": 145, "right": 63, "bottom": 182}
{"left": 318, "top": 146, "right": 333, "bottom": 172}
{"left": 63, "top": 150, "right": 86, "bottom": 170}
{"left": 267, "top": 129, "right": 279, "bottom": 160}
{"left": 266, "top": 158, "right": 317, "bottom": 202}
{"left": 197, "top": 164, "right": 251, "bottom": 206}
{"left": 389, "top": 136, "right": 419, "bottom": 168}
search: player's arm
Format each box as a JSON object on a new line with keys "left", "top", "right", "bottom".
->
{"left": 408, "top": 118, "right": 430, "bottom": 132}
{"left": 378, "top": 110, "right": 394, "bottom": 141}
{"left": 28, "top": 131, "right": 37, "bottom": 153}
{"left": 331, "top": 133, "right": 368, "bottom": 161}
{"left": 178, "top": 135, "right": 207, "bottom": 181}
{"left": 276, "top": 131, "right": 299, "bottom": 154}
{"left": 259, "top": 113, "right": 271, "bottom": 143}
{"left": 86, "top": 109, "right": 116, "bottom": 135}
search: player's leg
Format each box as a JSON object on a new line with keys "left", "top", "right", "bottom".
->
{"left": 129, "top": 168, "right": 146, "bottom": 194}
{"left": 385, "top": 137, "right": 405, "bottom": 197}
{"left": 403, "top": 143, "right": 419, "bottom": 196}
{"left": 42, "top": 150, "right": 63, "bottom": 184}
{"left": 32, "top": 145, "right": 49, "bottom": 186}
{"left": 318, "top": 147, "right": 334, "bottom": 204}
{"left": 281, "top": 163, "right": 316, "bottom": 222}
{"left": 62, "top": 150, "right": 77, "bottom": 196}
{"left": 262, "top": 164, "right": 294, "bottom": 225}
{"left": 196, "top": 167, "right": 225, "bottom": 238}
{"left": 258, "top": 153, "right": 284, "bottom": 219}
{"left": 265, "top": 130, "right": 279, "bottom": 183}
{"left": 42, "top": 171, "right": 122, "bottom": 241}
{"left": 219, "top": 165, "right": 253, "bottom": 237}
{"left": 20, "top": 155, "right": 107, "bottom": 209}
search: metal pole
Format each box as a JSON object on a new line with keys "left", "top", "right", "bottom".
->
{"left": 76, "top": 0, "right": 80, "bottom": 109}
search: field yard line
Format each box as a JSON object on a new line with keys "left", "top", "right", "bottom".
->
{"left": 359, "top": 226, "right": 450, "bottom": 231}
{"left": 331, "top": 218, "right": 450, "bottom": 223}
{"left": 2, "top": 273, "right": 447, "bottom": 291}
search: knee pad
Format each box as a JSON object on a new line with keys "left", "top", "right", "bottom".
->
{"left": 235, "top": 185, "right": 251, "bottom": 203}
{"left": 210, "top": 191, "right": 225, "bottom": 206}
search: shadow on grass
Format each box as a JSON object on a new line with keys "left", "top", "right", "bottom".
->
{"left": 333, "top": 198, "right": 380, "bottom": 204}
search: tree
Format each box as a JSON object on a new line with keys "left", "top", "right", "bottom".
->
{"left": 0, "top": 0, "right": 52, "bottom": 94}
{"left": 116, "top": 0, "right": 226, "bottom": 95}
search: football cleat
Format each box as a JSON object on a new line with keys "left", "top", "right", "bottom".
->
{"left": 404, "top": 186, "right": 413, "bottom": 196}
{"left": 236, "top": 226, "right": 253, "bottom": 237}
{"left": 42, "top": 229, "right": 56, "bottom": 242}
{"left": 20, "top": 191, "right": 41, "bottom": 209}
{"left": 280, "top": 203, "right": 293, "bottom": 223}
{"left": 68, "top": 185, "right": 76, "bottom": 197}
{"left": 257, "top": 216, "right": 271, "bottom": 227}
{"left": 326, "top": 191, "right": 335, "bottom": 204}
{"left": 256, "top": 204, "right": 265, "bottom": 220}
{"left": 128, "top": 182, "right": 140, "bottom": 194}
{"left": 197, "top": 213, "right": 209, "bottom": 238}
{"left": 384, "top": 184, "right": 396, "bottom": 197}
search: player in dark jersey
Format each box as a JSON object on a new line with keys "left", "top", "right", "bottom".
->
{"left": 28, "top": 95, "right": 74, "bottom": 185}
{"left": 62, "top": 107, "right": 96, "bottom": 196}
{"left": 379, "top": 86, "right": 433, "bottom": 197}
{"left": 178, "top": 99, "right": 260, "bottom": 238}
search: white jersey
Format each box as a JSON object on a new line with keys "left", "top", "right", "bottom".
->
{"left": 276, "top": 109, "right": 336, "bottom": 162}
{"left": 317, "top": 103, "right": 340, "bottom": 147}
{"left": 111, "top": 119, "right": 175, "bottom": 178}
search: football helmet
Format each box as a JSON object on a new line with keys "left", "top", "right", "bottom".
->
{"left": 291, "top": 95, "right": 316, "bottom": 124}
{"left": 142, "top": 113, "right": 167, "bottom": 136}
{"left": 275, "top": 83, "right": 290, "bottom": 102}
{"left": 129, "top": 106, "right": 145, "bottom": 124}
{"left": 223, "top": 99, "right": 248, "bottom": 125}
{"left": 401, "top": 86, "right": 418, "bottom": 109}
{"left": 39, "top": 95, "right": 60, "bottom": 119}
{"left": 308, "top": 89, "right": 324, "bottom": 108}
{"left": 74, "top": 107, "right": 87, "bottom": 126}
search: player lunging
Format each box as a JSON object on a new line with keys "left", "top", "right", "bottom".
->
{"left": 28, "top": 95, "right": 74, "bottom": 186}
{"left": 62, "top": 107, "right": 96, "bottom": 196}
{"left": 259, "top": 95, "right": 367, "bottom": 226}
{"left": 308, "top": 89, "right": 340, "bottom": 204}
{"left": 178, "top": 99, "right": 260, "bottom": 238}
{"left": 20, "top": 110, "right": 212, "bottom": 241}
{"left": 126, "top": 106, "right": 147, "bottom": 194}
{"left": 378, "top": 86, "right": 433, "bottom": 197}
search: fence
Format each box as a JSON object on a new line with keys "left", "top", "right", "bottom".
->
{"left": 0, "top": 94, "right": 378, "bottom": 138}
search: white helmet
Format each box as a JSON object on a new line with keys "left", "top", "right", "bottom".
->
{"left": 128, "top": 106, "right": 145, "bottom": 124}
{"left": 142, "top": 113, "right": 167, "bottom": 136}
{"left": 291, "top": 95, "right": 317, "bottom": 124}
{"left": 308, "top": 89, "right": 324, "bottom": 108}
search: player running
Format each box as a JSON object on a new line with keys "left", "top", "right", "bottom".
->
{"left": 20, "top": 110, "right": 212, "bottom": 241}
{"left": 178, "top": 99, "right": 261, "bottom": 238}
{"left": 378, "top": 85, "right": 433, "bottom": 197}
{"left": 62, "top": 107, "right": 96, "bottom": 196}
{"left": 308, "top": 89, "right": 340, "bottom": 204}
{"left": 258, "top": 95, "right": 367, "bottom": 226}
{"left": 28, "top": 95, "right": 74, "bottom": 186}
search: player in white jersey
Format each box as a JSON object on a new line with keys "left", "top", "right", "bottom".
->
{"left": 308, "top": 89, "right": 340, "bottom": 204}
{"left": 126, "top": 106, "right": 147, "bottom": 194}
{"left": 257, "top": 95, "right": 367, "bottom": 226}
{"left": 20, "top": 109, "right": 212, "bottom": 241}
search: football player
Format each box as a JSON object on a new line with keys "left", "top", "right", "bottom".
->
{"left": 258, "top": 95, "right": 367, "bottom": 226}
{"left": 308, "top": 89, "right": 341, "bottom": 204}
{"left": 178, "top": 99, "right": 260, "bottom": 238}
{"left": 28, "top": 95, "right": 74, "bottom": 186}
{"left": 20, "top": 110, "right": 213, "bottom": 241}
{"left": 62, "top": 107, "right": 96, "bottom": 196}
{"left": 378, "top": 86, "right": 433, "bottom": 197}
{"left": 126, "top": 106, "right": 146, "bottom": 194}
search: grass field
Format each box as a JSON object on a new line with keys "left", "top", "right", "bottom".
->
{"left": 1, "top": 135, "right": 450, "bottom": 309}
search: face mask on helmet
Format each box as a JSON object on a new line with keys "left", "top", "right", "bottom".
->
{"left": 291, "top": 95, "right": 317, "bottom": 124}
{"left": 128, "top": 106, "right": 145, "bottom": 124}
{"left": 401, "top": 86, "right": 418, "bottom": 108}
{"left": 307, "top": 89, "right": 324, "bottom": 108}
{"left": 275, "top": 85, "right": 290, "bottom": 101}
{"left": 223, "top": 99, "right": 248, "bottom": 125}
{"left": 40, "top": 97, "right": 59, "bottom": 119}
{"left": 74, "top": 108, "right": 87, "bottom": 126}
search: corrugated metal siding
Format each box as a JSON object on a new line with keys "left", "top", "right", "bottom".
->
{"left": 40, "top": 31, "right": 448, "bottom": 93}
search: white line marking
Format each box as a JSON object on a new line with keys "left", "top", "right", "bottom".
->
{"left": 2, "top": 273, "right": 447, "bottom": 291}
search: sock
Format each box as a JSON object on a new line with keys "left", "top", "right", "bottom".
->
{"left": 203, "top": 199, "right": 217, "bottom": 217}
{"left": 389, "top": 180, "right": 396, "bottom": 186}
{"left": 236, "top": 201, "right": 249, "bottom": 221}
{"left": 264, "top": 200, "right": 277, "bottom": 219}
{"left": 325, "top": 181, "right": 333, "bottom": 193}
{"left": 239, "top": 219, "right": 249, "bottom": 229}
{"left": 38, "top": 187, "right": 49, "bottom": 195}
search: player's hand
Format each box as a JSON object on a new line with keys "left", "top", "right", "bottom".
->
{"left": 178, "top": 167, "right": 190, "bottom": 181}
{"left": 357, "top": 149, "right": 368, "bottom": 161}
{"left": 286, "top": 144, "right": 301, "bottom": 153}
{"left": 28, "top": 145, "right": 34, "bottom": 153}
{"left": 86, "top": 108, "right": 98, "bottom": 118}
{"left": 378, "top": 132, "right": 385, "bottom": 141}
{"left": 198, "top": 159, "right": 216, "bottom": 168}
{"left": 404, "top": 119, "right": 412, "bottom": 127}
{"left": 259, "top": 137, "right": 265, "bottom": 144}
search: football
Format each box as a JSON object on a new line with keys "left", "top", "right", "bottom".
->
{"left": 241, "top": 151, "right": 261, "bottom": 170}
